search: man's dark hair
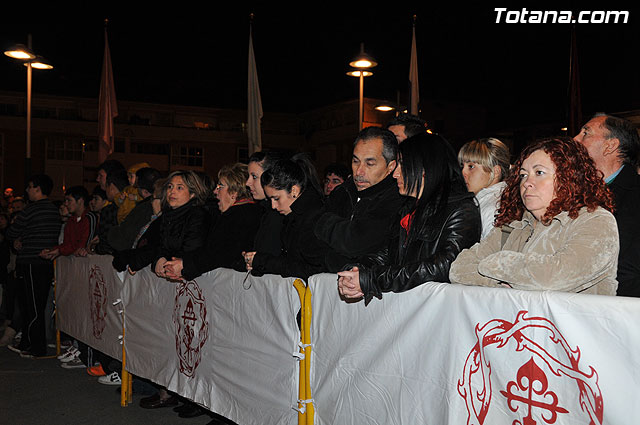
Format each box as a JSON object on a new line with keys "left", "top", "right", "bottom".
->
{"left": 65, "top": 185, "right": 90, "bottom": 207}
{"left": 91, "top": 185, "right": 107, "bottom": 200}
{"left": 135, "top": 167, "right": 162, "bottom": 194}
{"left": 323, "top": 163, "right": 350, "bottom": 181}
{"left": 386, "top": 114, "right": 427, "bottom": 139}
{"left": 28, "top": 174, "right": 54, "bottom": 196}
{"left": 106, "top": 169, "right": 128, "bottom": 192}
{"left": 354, "top": 127, "right": 398, "bottom": 165}
{"left": 97, "top": 159, "right": 125, "bottom": 175}
{"left": 594, "top": 113, "right": 640, "bottom": 167}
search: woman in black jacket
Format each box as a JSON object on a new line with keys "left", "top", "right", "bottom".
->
{"left": 247, "top": 151, "right": 285, "bottom": 256}
{"left": 112, "top": 170, "right": 210, "bottom": 275}
{"left": 244, "top": 154, "right": 330, "bottom": 281}
{"left": 163, "top": 163, "right": 263, "bottom": 281}
{"left": 338, "top": 133, "right": 481, "bottom": 304}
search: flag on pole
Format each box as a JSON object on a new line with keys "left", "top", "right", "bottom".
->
{"left": 98, "top": 20, "right": 118, "bottom": 164}
{"left": 567, "top": 24, "right": 582, "bottom": 137}
{"left": 247, "top": 17, "right": 263, "bottom": 155}
{"left": 409, "top": 16, "right": 419, "bottom": 116}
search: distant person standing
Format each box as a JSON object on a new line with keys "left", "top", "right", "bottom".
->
{"left": 322, "top": 163, "right": 350, "bottom": 197}
{"left": 386, "top": 113, "right": 427, "bottom": 143}
{"left": 6, "top": 175, "right": 61, "bottom": 358}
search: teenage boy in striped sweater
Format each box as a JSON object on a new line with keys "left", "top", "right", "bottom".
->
{"left": 6, "top": 175, "right": 61, "bottom": 358}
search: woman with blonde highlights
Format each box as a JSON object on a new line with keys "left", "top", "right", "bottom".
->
{"left": 450, "top": 138, "right": 619, "bottom": 295}
{"left": 458, "top": 137, "right": 511, "bottom": 239}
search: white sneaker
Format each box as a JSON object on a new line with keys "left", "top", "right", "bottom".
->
{"left": 61, "top": 357, "right": 86, "bottom": 369}
{"left": 98, "top": 371, "right": 121, "bottom": 386}
{"left": 57, "top": 346, "right": 80, "bottom": 362}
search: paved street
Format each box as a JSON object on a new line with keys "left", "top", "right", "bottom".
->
{"left": 0, "top": 345, "right": 214, "bottom": 425}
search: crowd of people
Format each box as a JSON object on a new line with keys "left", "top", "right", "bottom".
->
{"left": 0, "top": 112, "right": 638, "bottom": 424}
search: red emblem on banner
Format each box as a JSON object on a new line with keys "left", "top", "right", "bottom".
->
{"left": 88, "top": 265, "right": 108, "bottom": 339}
{"left": 173, "top": 280, "right": 209, "bottom": 378}
{"left": 458, "top": 311, "right": 603, "bottom": 425}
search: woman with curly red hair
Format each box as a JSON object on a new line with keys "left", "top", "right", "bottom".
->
{"left": 450, "top": 137, "right": 619, "bottom": 295}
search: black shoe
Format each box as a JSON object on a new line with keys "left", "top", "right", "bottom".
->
{"left": 177, "top": 403, "right": 205, "bottom": 418}
{"left": 172, "top": 403, "right": 191, "bottom": 413}
{"left": 206, "top": 412, "right": 237, "bottom": 425}
{"left": 139, "top": 393, "right": 178, "bottom": 409}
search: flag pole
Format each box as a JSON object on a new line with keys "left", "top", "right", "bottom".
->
{"left": 98, "top": 18, "right": 118, "bottom": 164}
{"left": 567, "top": 22, "right": 581, "bottom": 136}
{"left": 247, "top": 13, "right": 264, "bottom": 155}
{"left": 409, "top": 15, "right": 419, "bottom": 116}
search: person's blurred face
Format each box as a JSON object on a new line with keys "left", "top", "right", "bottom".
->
{"left": 105, "top": 183, "right": 119, "bottom": 202}
{"left": 166, "top": 175, "right": 194, "bottom": 209}
{"left": 128, "top": 172, "right": 137, "bottom": 187}
{"left": 25, "top": 181, "right": 42, "bottom": 202}
{"left": 64, "top": 195, "right": 83, "bottom": 216}
{"left": 265, "top": 185, "right": 299, "bottom": 215}
{"left": 392, "top": 159, "right": 422, "bottom": 198}
{"left": 97, "top": 169, "right": 108, "bottom": 190}
{"left": 573, "top": 116, "right": 609, "bottom": 172}
{"left": 519, "top": 149, "right": 556, "bottom": 221}
{"left": 10, "top": 199, "right": 26, "bottom": 212}
{"left": 461, "top": 162, "right": 492, "bottom": 195}
{"left": 59, "top": 204, "right": 70, "bottom": 221}
{"left": 0, "top": 215, "right": 8, "bottom": 229}
{"left": 246, "top": 161, "right": 266, "bottom": 200}
{"left": 90, "top": 195, "right": 106, "bottom": 212}
{"left": 352, "top": 138, "right": 396, "bottom": 191}
{"left": 388, "top": 125, "right": 408, "bottom": 143}
{"left": 215, "top": 178, "right": 235, "bottom": 212}
{"left": 323, "top": 173, "right": 344, "bottom": 196}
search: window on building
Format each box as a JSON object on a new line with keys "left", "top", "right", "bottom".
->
{"left": 171, "top": 145, "right": 203, "bottom": 167}
{"left": 33, "top": 107, "right": 56, "bottom": 119}
{"left": 58, "top": 108, "right": 79, "bottom": 120}
{"left": 0, "top": 103, "right": 19, "bottom": 116}
{"left": 46, "top": 137, "right": 83, "bottom": 161}
{"left": 131, "top": 142, "right": 169, "bottom": 155}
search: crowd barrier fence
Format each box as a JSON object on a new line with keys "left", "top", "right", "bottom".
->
{"left": 55, "top": 256, "right": 640, "bottom": 425}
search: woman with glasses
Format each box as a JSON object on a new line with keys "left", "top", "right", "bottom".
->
{"left": 163, "top": 163, "right": 262, "bottom": 281}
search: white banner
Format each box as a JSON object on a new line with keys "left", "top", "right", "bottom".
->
{"left": 122, "top": 268, "right": 301, "bottom": 425}
{"left": 56, "top": 255, "right": 124, "bottom": 361}
{"left": 308, "top": 274, "right": 640, "bottom": 425}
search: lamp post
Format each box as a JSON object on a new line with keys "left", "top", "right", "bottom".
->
{"left": 347, "top": 43, "right": 377, "bottom": 131}
{"left": 4, "top": 34, "right": 53, "bottom": 184}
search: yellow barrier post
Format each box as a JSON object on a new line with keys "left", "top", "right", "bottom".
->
{"left": 293, "top": 279, "right": 307, "bottom": 425}
{"left": 302, "top": 285, "right": 314, "bottom": 425}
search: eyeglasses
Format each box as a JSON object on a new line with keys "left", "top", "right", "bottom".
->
{"left": 215, "top": 183, "right": 227, "bottom": 190}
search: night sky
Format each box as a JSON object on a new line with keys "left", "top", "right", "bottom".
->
{"left": 1, "top": 3, "right": 638, "bottom": 132}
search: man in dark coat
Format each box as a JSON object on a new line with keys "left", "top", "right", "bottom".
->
{"left": 314, "top": 127, "right": 404, "bottom": 272}
{"left": 574, "top": 113, "right": 640, "bottom": 297}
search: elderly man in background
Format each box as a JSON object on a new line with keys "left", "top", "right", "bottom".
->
{"left": 574, "top": 113, "right": 640, "bottom": 297}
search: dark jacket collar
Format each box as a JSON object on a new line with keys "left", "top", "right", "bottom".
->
{"left": 345, "top": 173, "right": 399, "bottom": 199}
{"left": 290, "top": 189, "right": 323, "bottom": 216}
{"left": 163, "top": 198, "right": 197, "bottom": 220}
{"left": 610, "top": 163, "right": 640, "bottom": 190}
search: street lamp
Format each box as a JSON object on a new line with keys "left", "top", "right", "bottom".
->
{"left": 4, "top": 34, "right": 53, "bottom": 183}
{"left": 347, "top": 43, "right": 377, "bottom": 130}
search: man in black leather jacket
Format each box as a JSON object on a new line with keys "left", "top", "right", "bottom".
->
{"left": 314, "top": 127, "right": 404, "bottom": 272}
